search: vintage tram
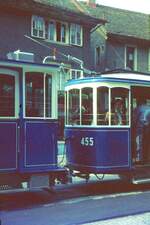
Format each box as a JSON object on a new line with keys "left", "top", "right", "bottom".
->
{"left": 0, "top": 59, "right": 66, "bottom": 189}
{"left": 65, "top": 70, "right": 150, "bottom": 184}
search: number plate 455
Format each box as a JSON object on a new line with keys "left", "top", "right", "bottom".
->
{"left": 80, "top": 137, "right": 94, "bottom": 146}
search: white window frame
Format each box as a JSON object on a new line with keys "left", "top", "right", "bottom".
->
{"left": 70, "top": 23, "right": 83, "bottom": 46}
{"left": 148, "top": 48, "right": 150, "bottom": 72}
{"left": 48, "top": 20, "right": 56, "bottom": 42}
{"left": 31, "top": 15, "right": 45, "bottom": 39}
{"left": 23, "top": 70, "right": 57, "bottom": 119}
{"left": 70, "top": 69, "right": 83, "bottom": 79}
{"left": 124, "top": 45, "right": 137, "bottom": 70}
{"left": 0, "top": 69, "right": 19, "bottom": 119}
{"left": 48, "top": 20, "right": 69, "bottom": 44}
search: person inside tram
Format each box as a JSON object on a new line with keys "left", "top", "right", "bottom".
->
{"left": 113, "top": 98, "right": 124, "bottom": 125}
{"left": 71, "top": 103, "right": 87, "bottom": 125}
{"left": 105, "top": 98, "right": 125, "bottom": 125}
{"left": 133, "top": 97, "right": 150, "bottom": 163}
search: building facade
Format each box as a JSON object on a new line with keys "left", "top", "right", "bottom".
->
{"left": 0, "top": 0, "right": 105, "bottom": 138}
{"left": 1, "top": 0, "right": 150, "bottom": 139}
{"left": 86, "top": 4, "right": 150, "bottom": 73}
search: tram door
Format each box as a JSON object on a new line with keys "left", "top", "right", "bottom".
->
{"left": 22, "top": 72, "right": 57, "bottom": 170}
{"left": 0, "top": 70, "right": 19, "bottom": 171}
{"left": 132, "top": 86, "right": 150, "bottom": 164}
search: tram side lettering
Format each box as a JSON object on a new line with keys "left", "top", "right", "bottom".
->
{"left": 80, "top": 137, "right": 95, "bottom": 146}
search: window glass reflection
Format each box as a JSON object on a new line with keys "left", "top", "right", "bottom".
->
{"left": 45, "top": 75, "right": 52, "bottom": 117}
{"left": 0, "top": 74, "right": 15, "bottom": 117}
{"left": 81, "top": 88, "right": 93, "bottom": 125}
{"left": 111, "top": 87, "right": 129, "bottom": 125}
{"left": 26, "top": 72, "right": 44, "bottom": 117}
{"left": 68, "top": 89, "right": 80, "bottom": 125}
{"left": 97, "top": 87, "right": 109, "bottom": 125}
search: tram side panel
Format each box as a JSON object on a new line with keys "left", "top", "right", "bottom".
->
{"left": 0, "top": 121, "right": 18, "bottom": 172}
{"left": 20, "top": 120, "right": 58, "bottom": 172}
{"left": 65, "top": 127, "right": 131, "bottom": 174}
{"left": 0, "top": 61, "right": 67, "bottom": 189}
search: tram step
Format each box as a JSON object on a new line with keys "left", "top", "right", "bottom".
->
{"left": 132, "top": 177, "right": 150, "bottom": 184}
{"left": 29, "top": 174, "right": 49, "bottom": 189}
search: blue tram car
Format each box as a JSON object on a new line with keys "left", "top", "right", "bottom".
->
{"left": 0, "top": 59, "right": 66, "bottom": 189}
{"left": 65, "top": 70, "right": 150, "bottom": 184}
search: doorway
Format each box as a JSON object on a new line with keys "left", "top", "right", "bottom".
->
{"left": 131, "top": 86, "right": 150, "bottom": 165}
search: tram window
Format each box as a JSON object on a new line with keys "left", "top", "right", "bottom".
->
{"left": 0, "top": 74, "right": 15, "bottom": 117}
{"left": 26, "top": 72, "right": 44, "bottom": 117}
{"left": 97, "top": 87, "right": 108, "bottom": 125}
{"left": 81, "top": 88, "right": 93, "bottom": 125}
{"left": 111, "top": 87, "right": 129, "bottom": 125}
{"left": 68, "top": 89, "right": 80, "bottom": 125}
{"left": 45, "top": 75, "right": 52, "bottom": 117}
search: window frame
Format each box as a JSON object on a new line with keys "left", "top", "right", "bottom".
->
{"left": 47, "top": 20, "right": 56, "bottom": 42}
{"left": 68, "top": 88, "right": 80, "bottom": 125}
{"left": 31, "top": 15, "right": 45, "bottom": 39}
{"left": 66, "top": 83, "right": 131, "bottom": 127}
{"left": 110, "top": 87, "right": 130, "bottom": 126}
{"left": 70, "top": 23, "right": 83, "bottom": 46}
{"left": 81, "top": 87, "right": 93, "bottom": 125}
{"left": 125, "top": 45, "right": 137, "bottom": 71}
{"left": 31, "top": 16, "right": 84, "bottom": 46}
{"left": 47, "top": 20, "right": 69, "bottom": 44}
{"left": 148, "top": 48, "right": 150, "bottom": 72}
{"left": 95, "top": 46, "right": 101, "bottom": 66}
{"left": 23, "top": 72, "right": 54, "bottom": 119}
{"left": 70, "top": 69, "right": 83, "bottom": 79}
{"left": 97, "top": 86, "right": 109, "bottom": 125}
{"left": 0, "top": 69, "right": 19, "bottom": 119}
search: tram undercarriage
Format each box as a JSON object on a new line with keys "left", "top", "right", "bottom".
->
{"left": 0, "top": 170, "right": 68, "bottom": 191}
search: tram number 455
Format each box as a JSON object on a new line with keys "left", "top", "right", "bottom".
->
{"left": 80, "top": 137, "right": 94, "bottom": 146}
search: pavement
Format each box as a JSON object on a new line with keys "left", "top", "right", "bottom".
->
{"left": 83, "top": 212, "right": 150, "bottom": 225}
{"left": 58, "top": 141, "right": 150, "bottom": 225}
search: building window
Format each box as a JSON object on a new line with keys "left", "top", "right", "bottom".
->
{"left": 31, "top": 15, "right": 45, "bottom": 38}
{"left": 70, "top": 69, "right": 83, "bottom": 79}
{"left": 125, "top": 46, "right": 137, "bottom": 70}
{"left": 148, "top": 49, "right": 150, "bottom": 72}
{"left": 31, "top": 16, "right": 83, "bottom": 46}
{"left": 95, "top": 46, "right": 101, "bottom": 66}
{"left": 70, "top": 23, "right": 83, "bottom": 46}
{"left": 48, "top": 20, "right": 56, "bottom": 41}
{"left": 48, "top": 20, "right": 68, "bottom": 43}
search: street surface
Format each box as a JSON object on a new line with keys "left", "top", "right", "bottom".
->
{"left": 83, "top": 212, "right": 150, "bottom": 225}
{"left": 1, "top": 176, "right": 150, "bottom": 225}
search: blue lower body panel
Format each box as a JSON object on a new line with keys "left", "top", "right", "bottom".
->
{"left": 0, "top": 119, "right": 61, "bottom": 175}
{"left": 65, "top": 127, "right": 131, "bottom": 173}
{"left": 0, "top": 122, "right": 17, "bottom": 171}
{"left": 20, "top": 120, "right": 58, "bottom": 173}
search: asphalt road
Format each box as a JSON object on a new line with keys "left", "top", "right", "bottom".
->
{"left": 1, "top": 179, "right": 150, "bottom": 225}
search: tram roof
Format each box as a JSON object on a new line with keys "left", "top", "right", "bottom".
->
{"left": 66, "top": 70, "right": 150, "bottom": 86}
{"left": 0, "top": 58, "right": 61, "bottom": 70}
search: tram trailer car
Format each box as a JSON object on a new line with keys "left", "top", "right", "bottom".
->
{"left": 65, "top": 70, "right": 150, "bottom": 184}
{"left": 0, "top": 59, "right": 67, "bottom": 189}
